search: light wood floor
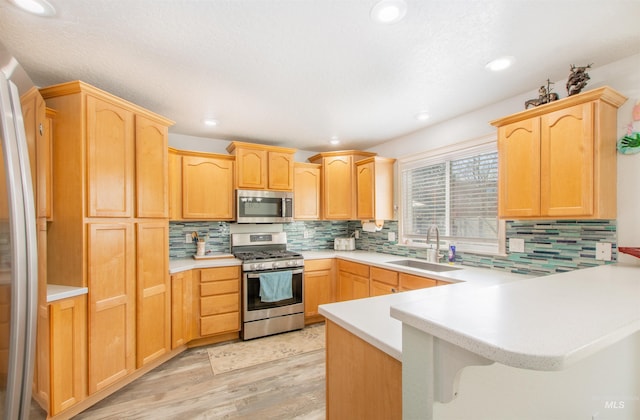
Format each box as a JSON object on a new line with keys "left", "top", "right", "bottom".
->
{"left": 32, "top": 338, "right": 326, "bottom": 419}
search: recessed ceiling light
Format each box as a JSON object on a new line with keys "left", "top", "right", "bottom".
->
{"left": 485, "top": 56, "right": 515, "bottom": 72}
{"left": 329, "top": 136, "right": 340, "bottom": 145}
{"left": 415, "top": 111, "right": 430, "bottom": 121}
{"left": 8, "top": 0, "right": 56, "bottom": 16}
{"left": 203, "top": 118, "right": 219, "bottom": 127}
{"left": 370, "top": 0, "right": 407, "bottom": 24}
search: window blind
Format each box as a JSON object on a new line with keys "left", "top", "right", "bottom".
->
{"left": 401, "top": 147, "right": 498, "bottom": 248}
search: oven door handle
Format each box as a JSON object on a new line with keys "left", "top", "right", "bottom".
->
{"left": 246, "top": 268, "right": 303, "bottom": 279}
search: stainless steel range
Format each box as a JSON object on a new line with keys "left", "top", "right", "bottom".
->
{"left": 231, "top": 232, "right": 304, "bottom": 340}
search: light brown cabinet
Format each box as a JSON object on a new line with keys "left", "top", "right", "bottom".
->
{"left": 326, "top": 320, "right": 401, "bottom": 419}
{"left": 304, "top": 259, "right": 334, "bottom": 324}
{"left": 356, "top": 156, "right": 396, "bottom": 221}
{"left": 337, "top": 260, "right": 370, "bottom": 301}
{"left": 136, "top": 221, "right": 170, "bottom": 368}
{"left": 294, "top": 162, "right": 321, "bottom": 220}
{"left": 135, "top": 116, "right": 169, "bottom": 218}
{"left": 87, "top": 222, "right": 136, "bottom": 394}
{"left": 86, "top": 95, "right": 135, "bottom": 218}
{"left": 491, "top": 86, "right": 626, "bottom": 219}
{"left": 369, "top": 266, "right": 399, "bottom": 296}
{"left": 48, "top": 295, "right": 87, "bottom": 416}
{"left": 196, "top": 266, "right": 241, "bottom": 338}
{"left": 40, "top": 81, "right": 174, "bottom": 403}
{"left": 169, "top": 149, "right": 235, "bottom": 220}
{"left": 309, "top": 151, "right": 376, "bottom": 220}
{"left": 171, "top": 270, "right": 193, "bottom": 349}
{"left": 398, "top": 273, "right": 438, "bottom": 291}
{"left": 226, "top": 141, "right": 296, "bottom": 191}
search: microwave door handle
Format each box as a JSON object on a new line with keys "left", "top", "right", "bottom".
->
{"left": 281, "top": 198, "right": 286, "bottom": 218}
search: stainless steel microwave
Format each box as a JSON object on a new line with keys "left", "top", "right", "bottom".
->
{"left": 236, "top": 190, "right": 294, "bottom": 223}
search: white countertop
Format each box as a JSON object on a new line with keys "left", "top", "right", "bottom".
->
{"left": 47, "top": 284, "right": 88, "bottom": 302}
{"left": 391, "top": 263, "right": 640, "bottom": 371}
{"left": 315, "top": 251, "right": 532, "bottom": 361}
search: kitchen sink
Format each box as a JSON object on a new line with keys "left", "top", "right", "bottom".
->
{"left": 387, "top": 259, "right": 462, "bottom": 273}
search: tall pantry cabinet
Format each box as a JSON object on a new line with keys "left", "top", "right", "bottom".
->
{"left": 40, "top": 81, "right": 174, "bottom": 395}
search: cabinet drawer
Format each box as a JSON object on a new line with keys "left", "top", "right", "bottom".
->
{"left": 305, "top": 258, "right": 334, "bottom": 271}
{"left": 370, "top": 267, "right": 398, "bottom": 286}
{"left": 199, "top": 266, "right": 239, "bottom": 282}
{"left": 370, "top": 280, "right": 398, "bottom": 297}
{"left": 399, "top": 273, "right": 437, "bottom": 291}
{"left": 200, "top": 294, "right": 239, "bottom": 316}
{"left": 201, "top": 279, "right": 239, "bottom": 296}
{"left": 200, "top": 312, "right": 240, "bottom": 336}
{"left": 338, "top": 260, "right": 369, "bottom": 277}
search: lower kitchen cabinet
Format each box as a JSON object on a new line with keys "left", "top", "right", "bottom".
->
{"left": 171, "top": 270, "right": 193, "bottom": 348}
{"left": 196, "top": 266, "right": 241, "bottom": 338}
{"left": 337, "top": 260, "right": 370, "bottom": 301}
{"left": 33, "top": 294, "right": 87, "bottom": 417}
{"left": 304, "top": 259, "right": 334, "bottom": 324}
{"left": 49, "top": 295, "right": 87, "bottom": 415}
{"left": 399, "top": 273, "right": 438, "bottom": 291}
{"left": 370, "top": 266, "right": 399, "bottom": 296}
{"left": 87, "top": 222, "right": 136, "bottom": 394}
{"left": 136, "top": 221, "right": 170, "bottom": 368}
{"left": 326, "top": 320, "right": 401, "bottom": 419}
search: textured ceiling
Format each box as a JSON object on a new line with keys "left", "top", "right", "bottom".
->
{"left": 1, "top": 0, "right": 639, "bottom": 152}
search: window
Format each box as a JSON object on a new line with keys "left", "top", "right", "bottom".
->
{"left": 398, "top": 137, "right": 504, "bottom": 255}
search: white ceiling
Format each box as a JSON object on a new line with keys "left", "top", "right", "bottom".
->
{"left": 1, "top": 0, "right": 639, "bottom": 152}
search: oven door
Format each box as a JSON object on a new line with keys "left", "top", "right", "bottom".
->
{"left": 243, "top": 267, "right": 304, "bottom": 322}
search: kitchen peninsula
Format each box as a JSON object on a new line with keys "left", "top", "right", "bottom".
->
{"left": 319, "top": 261, "right": 640, "bottom": 420}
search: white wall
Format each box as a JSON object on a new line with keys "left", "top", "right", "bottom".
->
{"left": 371, "top": 53, "right": 640, "bottom": 266}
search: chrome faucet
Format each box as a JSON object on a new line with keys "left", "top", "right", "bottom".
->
{"left": 426, "top": 224, "right": 440, "bottom": 263}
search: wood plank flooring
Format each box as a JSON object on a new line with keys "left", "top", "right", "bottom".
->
{"left": 31, "top": 336, "right": 326, "bottom": 419}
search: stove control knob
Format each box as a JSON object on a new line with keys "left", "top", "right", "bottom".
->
{"left": 272, "top": 262, "right": 280, "bottom": 269}
{"left": 257, "top": 263, "right": 264, "bottom": 270}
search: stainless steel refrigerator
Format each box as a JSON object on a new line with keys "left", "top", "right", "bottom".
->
{"left": 0, "top": 41, "right": 39, "bottom": 419}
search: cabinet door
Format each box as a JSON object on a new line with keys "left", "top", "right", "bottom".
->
{"left": 20, "top": 88, "right": 45, "bottom": 205}
{"left": 39, "top": 109, "right": 54, "bottom": 220}
{"left": 168, "top": 150, "right": 182, "bottom": 220}
{"left": 540, "top": 103, "right": 594, "bottom": 217}
{"left": 86, "top": 96, "right": 134, "bottom": 217}
{"left": 135, "top": 116, "right": 168, "bottom": 218}
{"left": 304, "top": 269, "right": 332, "bottom": 318}
{"left": 182, "top": 155, "right": 234, "bottom": 219}
{"left": 323, "top": 156, "right": 354, "bottom": 220}
{"left": 236, "top": 147, "right": 267, "bottom": 189}
{"left": 49, "top": 295, "right": 87, "bottom": 415}
{"left": 268, "top": 151, "right": 294, "bottom": 191}
{"left": 399, "top": 273, "right": 437, "bottom": 291}
{"left": 356, "top": 160, "right": 375, "bottom": 220}
{"left": 171, "top": 270, "right": 192, "bottom": 349}
{"left": 497, "top": 118, "right": 541, "bottom": 217}
{"left": 294, "top": 163, "right": 321, "bottom": 220}
{"left": 87, "top": 223, "right": 135, "bottom": 394}
{"left": 136, "top": 222, "right": 170, "bottom": 367}
{"left": 370, "top": 267, "right": 398, "bottom": 296}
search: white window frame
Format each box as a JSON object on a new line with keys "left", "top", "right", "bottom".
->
{"left": 397, "top": 134, "right": 506, "bottom": 256}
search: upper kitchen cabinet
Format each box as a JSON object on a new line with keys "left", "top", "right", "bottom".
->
{"left": 86, "top": 95, "right": 135, "bottom": 217}
{"left": 40, "top": 81, "right": 174, "bottom": 222}
{"left": 135, "top": 115, "right": 169, "bottom": 218}
{"left": 491, "top": 86, "right": 626, "bottom": 219}
{"left": 293, "top": 162, "right": 321, "bottom": 220}
{"left": 20, "top": 87, "right": 53, "bottom": 220}
{"left": 355, "top": 156, "right": 396, "bottom": 221}
{"left": 309, "top": 150, "right": 376, "bottom": 220}
{"left": 169, "top": 148, "right": 235, "bottom": 221}
{"left": 226, "top": 141, "right": 296, "bottom": 191}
